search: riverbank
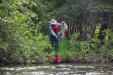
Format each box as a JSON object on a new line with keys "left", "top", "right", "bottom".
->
{"left": 0, "top": 57, "right": 112, "bottom": 66}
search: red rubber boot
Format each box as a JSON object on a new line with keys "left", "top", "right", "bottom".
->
{"left": 55, "top": 54, "right": 62, "bottom": 64}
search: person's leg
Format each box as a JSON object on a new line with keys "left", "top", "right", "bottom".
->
{"left": 55, "top": 37, "right": 58, "bottom": 53}
{"left": 50, "top": 34, "right": 54, "bottom": 47}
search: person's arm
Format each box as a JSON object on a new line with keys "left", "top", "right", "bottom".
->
{"left": 49, "top": 26, "right": 57, "bottom": 38}
{"left": 57, "top": 23, "right": 62, "bottom": 27}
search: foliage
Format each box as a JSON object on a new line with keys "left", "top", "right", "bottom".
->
{"left": 0, "top": 0, "right": 113, "bottom": 65}
{"left": 59, "top": 30, "right": 113, "bottom": 63}
{"left": 0, "top": 0, "right": 51, "bottom": 64}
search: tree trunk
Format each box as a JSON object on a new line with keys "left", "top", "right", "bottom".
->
{"left": 67, "top": 20, "right": 71, "bottom": 39}
{"left": 78, "top": 21, "right": 83, "bottom": 41}
{"left": 87, "top": 11, "right": 99, "bottom": 40}
{"left": 98, "top": 12, "right": 108, "bottom": 44}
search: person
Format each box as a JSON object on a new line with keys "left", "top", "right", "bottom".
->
{"left": 49, "top": 19, "right": 68, "bottom": 64}
{"left": 58, "top": 21, "right": 68, "bottom": 38}
{"left": 49, "top": 19, "right": 62, "bottom": 53}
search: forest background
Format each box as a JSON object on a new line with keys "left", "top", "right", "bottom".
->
{"left": 0, "top": 0, "right": 113, "bottom": 65}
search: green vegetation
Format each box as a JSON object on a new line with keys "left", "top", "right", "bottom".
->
{"left": 0, "top": 0, "right": 113, "bottom": 65}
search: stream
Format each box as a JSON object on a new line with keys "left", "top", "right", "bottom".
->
{"left": 0, "top": 64, "right": 113, "bottom": 75}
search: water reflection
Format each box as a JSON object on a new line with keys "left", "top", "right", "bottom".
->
{"left": 0, "top": 64, "right": 113, "bottom": 75}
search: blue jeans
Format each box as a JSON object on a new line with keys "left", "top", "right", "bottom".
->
{"left": 50, "top": 34, "right": 58, "bottom": 53}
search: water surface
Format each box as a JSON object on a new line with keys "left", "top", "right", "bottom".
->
{"left": 0, "top": 64, "right": 113, "bottom": 75}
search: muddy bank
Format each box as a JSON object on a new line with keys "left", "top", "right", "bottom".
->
{"left": 0, "top": 56, "right": 113, "bottom": 66}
